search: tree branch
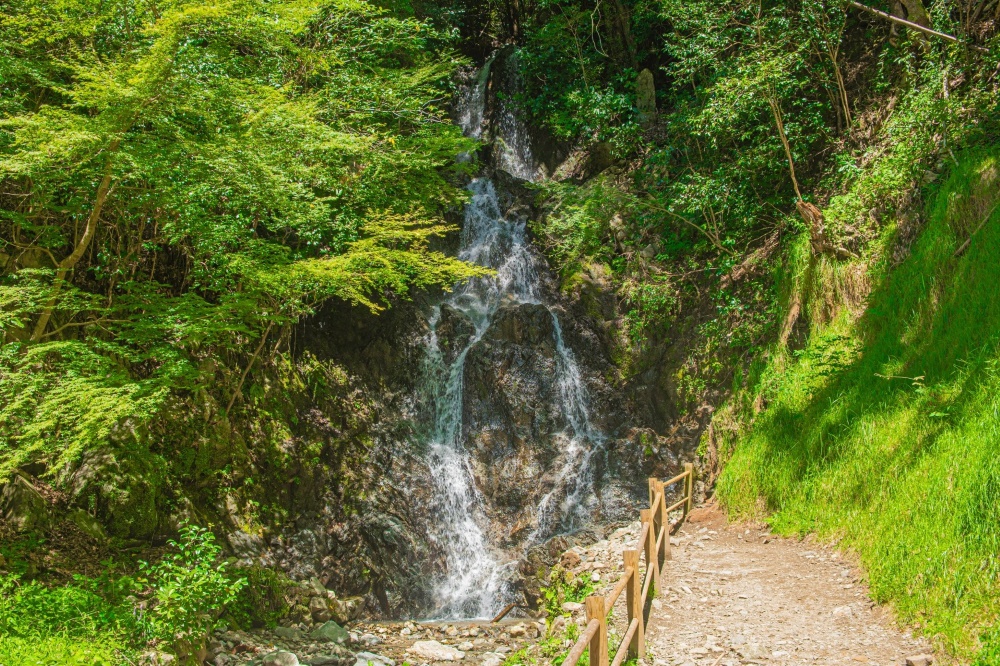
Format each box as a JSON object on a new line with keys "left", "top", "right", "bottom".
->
{"left": 224, "top": 322, "right": 274, "bottom": 418}
{"left": 30, "top": 139, "right": 121, "bottom": 342}
{"left": 846, "top": 0, "right": 989, "bottom": 52}
{"left": 641, "top": 200, "right": 736, "bottom": 256}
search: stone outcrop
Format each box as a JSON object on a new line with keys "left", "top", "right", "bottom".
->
{"left": 1, "top": 474, "right": 50, "bottom": 532}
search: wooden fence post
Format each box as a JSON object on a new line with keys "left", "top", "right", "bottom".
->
{"left": 650, "top": 478, "right": 666, "bottom": 571}
{"left": 586, "top": 595, "right": 608, "bottom": 666}
{"left": 657, "top": 479, "right": 671, "bottom": 562}
{"left": 639, "top": 508, "right": 655, "bottom": 582}
{"left": 624, "top": 549, "right": 644, "bottom": 659}
{"left": 684, "top": 463, "right": 694, "bottom": 516}
{"left": 647, "top": 479, "right": 662, "bottom": 587}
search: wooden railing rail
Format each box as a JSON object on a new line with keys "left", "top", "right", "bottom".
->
{"left": 566, "top": 463, "right": 694, "bottom": 666}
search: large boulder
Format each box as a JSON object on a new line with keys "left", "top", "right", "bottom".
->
{"left": 1, "top": 475, "right": 50, "bottom": 532}
{"left": 302, "top": 645, "right": 354, "bottom": 666}
{"left": 263, "top": 652, "right": 300, "bottom": 666}
{"left": 353, "top": 652, "right": 395, "bottom": 666}
{"left": 62, "top": 446, "right": 164, "bottom": 539}
{"left": 636, "top": 68, "right": 657, "bottom": 127}
{"left": 311, "top": 621, "right": 349, "bottom": 644}
{"left": 309, "top": 595, "right": 331, "bottom": 623}
{"left": 406, "top": 641, "right": 465, "bottom": 662}
{"left": 66, "top": 509, "right": 107, "bottom": 542}
{"left": 274, "top": 626, "right": 307, "bottom": 641}
{"left": 330, "top": 596, "right": 365, "bottom": 625}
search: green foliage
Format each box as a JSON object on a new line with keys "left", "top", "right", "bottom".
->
{"left": 226, "top": 564, "right": 292, "bottom": 629}
{"left": 714, "top": 147, "right": 1000, "bottom": 659}
{"left": 822, "top": 63, "right": 988, "bottom": 245}
{"left": 0, "top": 339, "right": 170, "bottom": 481}
{"left": 539, "top": 565, "right": 596, "bottom": 623}
{"left": 503, "top": 603, "right": 584, "bottom": 666}
{"left": 0, "top": 573, "right": 137, "bottom": 638}
{"left": 506, "top": 565, "right": 593, "bottom": 666}
{"left": 140, "top": 524, "right": 246, "bottom": 646}
{"left": 0, "top": 526, "right": 250, "bottom": 662}
{"left": 516, "top": 1, "right": 652, "bottom": 155}
{"left": 975, "top": 625, "right": 1000, "bottom": 666}
{"left": 0, "top": 635, "right": 124, "bottom": 666}
{"left": 621, "top": 278, "right": 681, "bottom": 344}
{"left": 0, "top": 0, "right": 487, "bottom": 484}
{"left": 532, "top": 176, "right": 639, "bottom": 273}
{"left": 0, "top": 572, "right": 138, "bottom": 665}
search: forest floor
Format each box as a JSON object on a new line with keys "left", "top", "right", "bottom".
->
{"left": 570, "top": 503, "right": 938, "bottom": 666}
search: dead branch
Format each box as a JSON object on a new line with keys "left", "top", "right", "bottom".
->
{"left": 847, "top": 0, "right": 990, "bottom": 51}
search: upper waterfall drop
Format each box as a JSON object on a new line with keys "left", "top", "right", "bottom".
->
{"left": 418, "top": 55, "right": 606, "bottom": 619}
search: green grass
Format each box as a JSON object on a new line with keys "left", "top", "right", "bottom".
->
{"left": 0, "top": 573, "right": 139, "bottom": 666}
{"left": 714, "top": 147, "right": 1000, "bottom": 662}
{"left": 0, "top": 635, "right": 126, "bottom": 666}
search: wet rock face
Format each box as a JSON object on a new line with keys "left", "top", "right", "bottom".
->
{"left": 482, "top": 302, "right": 556, "bottom": 349}
{"left": 436, "top": 304, "right": 476, "bottom": 366}
{"left": 460, "top": 302, "right": 562, "bottom": 536}
{"left": 462, "top": 302, "right": 560, "bottom": 457}
{"left": 454, "top": 296, "right": 651, "bottom": 550}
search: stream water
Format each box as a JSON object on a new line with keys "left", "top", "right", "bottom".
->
{"left": 420, "top": 60, "right": 605, "bottom": 619}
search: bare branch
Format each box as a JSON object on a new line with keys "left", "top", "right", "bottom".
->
{"left": 846, "top": 0, "right": 990, "bottom": 52}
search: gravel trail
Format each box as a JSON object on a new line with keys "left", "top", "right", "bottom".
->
{"left": 591, "top": 504, "right": 936, "bottom": 666}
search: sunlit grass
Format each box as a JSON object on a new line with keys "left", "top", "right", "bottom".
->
{"left": 0, "top": 635, "right": 127, "bottom": 666}
{"left": 715, "top": 148, "right": 1000, "bottom": 661}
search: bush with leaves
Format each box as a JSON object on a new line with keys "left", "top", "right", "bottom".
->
{"left": 140, "top": 524, "right": 246, "bottom": 653}
{"left": 0, "top": 0, "right": 488, "bottom": 494}
{"left": 539, "top": 565, "right": 596, "bottom": 624}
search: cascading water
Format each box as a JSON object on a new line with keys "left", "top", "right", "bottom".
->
{"left": 420, "top": 58, "right": 605, "bottom": 619}
{"left": 456, "top": 55, "right": 494, "bottom": 140}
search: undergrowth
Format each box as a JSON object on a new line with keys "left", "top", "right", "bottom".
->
{"left": 503, "top": 566, "right": 596, "bottom": 666}
{"left": 0, "top": 524, "right": 246, "bottom": 665}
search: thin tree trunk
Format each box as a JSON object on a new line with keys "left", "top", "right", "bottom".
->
{"left": 608, "top": 0, "right": 637, "bottom": 67}
{"left": 30, "top": 139, "right": 121, "bottom": 342}
{"left": 225, "top": 322, "right": 274, "bottom": 417}
{"left": 848, "top": 0, "right": 989, "bottom": 51}
{"left": 766, "top": 90, "right": 803, "bottom": 200}
{"left": 830, "top": 49, "right": 852, "bottom": 127}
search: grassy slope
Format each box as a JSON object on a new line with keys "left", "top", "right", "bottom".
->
{"left": 715, "top": 148, "right": 1000, "bottom": 661}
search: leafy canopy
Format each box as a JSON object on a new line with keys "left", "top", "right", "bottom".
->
{"left": 0, "top": 0, "right": 488, "bottom": 480}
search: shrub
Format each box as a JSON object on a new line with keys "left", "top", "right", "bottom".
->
{"left": 539, "top": 565, "right": 596, "bottom": 623}
{"left": 140, "top": 524, "right": 246, "bottom": 652}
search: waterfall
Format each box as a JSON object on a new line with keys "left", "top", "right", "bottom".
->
{"left": 456, "top": 55, "right": 494, "bottom": 140}
{"left": 420, "top": 57, "right": 604, "bottom": 619}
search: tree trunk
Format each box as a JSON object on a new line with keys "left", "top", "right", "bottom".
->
{"left": 608, "top": 0, "right": 638, "bottom": 68}
{"left": 831, "top": 52, "right": 852, "bottom": 127}
{"left": 30, "top": 139, "right": 120, "bottom": 342}
{"left": 900, "top": 0, "right": 932, "bottom": 27}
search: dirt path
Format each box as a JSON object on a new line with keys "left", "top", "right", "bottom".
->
{"left": 640, "top": 505, "right": 933, "bottom": 666}
{"left": 563, "top": 503, "right": 935, "bottom": 666}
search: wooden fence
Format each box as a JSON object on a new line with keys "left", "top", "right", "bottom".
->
{"left": 562, "top": 463, "right": 695, "bottom": 666}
